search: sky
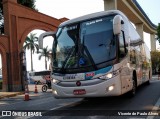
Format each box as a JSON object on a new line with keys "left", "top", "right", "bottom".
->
{"left": 136, "top": 0, "right": 160, "bottom": 50}
{"left": 137, "top": 0, "right": 160, "bottom": 25}
{"left": 35, "top": 0, "right": 104, "bottom": 19}
{"left": 23, "top": 0, "right": 160, "bottom": 71}
{"left": 35, "top": 0, "right": 160, "bottom": 24}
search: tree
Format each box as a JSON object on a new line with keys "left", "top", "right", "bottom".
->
{"left": 151, "top": 51, "right": 160, "bottom": 74}
{"left": 157, "top": 23, "right": 160, "bottom": 44}
{"left": 0, "top": 0, "right": 37, "bottom": 34}
{"left": 17, "top": 0, "right": 37, "bottom": 10}
{"left": 23, "top": 33, "right": 39, "bottom": 71}
{"left": 38, "top": 46, "right": 52, "bottom": 70}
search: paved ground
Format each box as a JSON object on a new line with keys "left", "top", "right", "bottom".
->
{"left": 0, "top": 84, "right": 51, "bottom": 99}
{"left": 1, "top": 79, "right": 160, "bottom": 119}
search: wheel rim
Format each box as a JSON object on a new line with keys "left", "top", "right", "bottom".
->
{"left": 42, "top": 85, "right": 47, "bottom": 92}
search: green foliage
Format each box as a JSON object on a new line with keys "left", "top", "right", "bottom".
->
{"left": 38, "top": 46, "right": 52, "bottom": 70}
{"left": 157, "top": 23, "right": 160, "bottom": 44}
{"left": 24, "top": 33, "right": 39, "bottom": 53}
{"left": 151, "top": 51, "right": 160, "bottom": 73}
{"left": 23, "top": 33, "right": 39, "bottom": 71}
{"left": 17, "top": 0, "right": 37, "bottom": 10}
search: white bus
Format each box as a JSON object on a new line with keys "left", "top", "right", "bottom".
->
{"left": 38, "top": 10, "right": 151, "bottom": 98}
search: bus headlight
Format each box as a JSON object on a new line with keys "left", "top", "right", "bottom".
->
{"left": 99, "top": 73, "right": 113, "bottom": 80}
{"left": 98, "top": 69, "right": 120, "bottom": 80}
{"left": 106, "top": 73, "right": 113, "bottom": 79}
{"left": 52, "top": 79, "right": 59, "bottom": 84}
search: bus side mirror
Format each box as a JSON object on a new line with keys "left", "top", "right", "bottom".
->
{"left": 113, "top": 15, "right": 124, "bottom": 35}
{"left": 38, "top": 31, "right": 56, "bottom": 49}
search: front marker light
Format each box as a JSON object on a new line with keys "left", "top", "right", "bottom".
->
{"left": 53, "top": 90, "right": 57, "bottom": 95}
{"left": 108, "top": 85, "right": 114, "bottom": 91}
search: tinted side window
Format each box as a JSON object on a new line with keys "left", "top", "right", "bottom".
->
{"left": 119, "top": 31, "right": 126, "bottom": 58}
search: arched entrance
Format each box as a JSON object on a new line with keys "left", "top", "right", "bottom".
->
{"left": 0, "top": 0, "right": 68, "bottom": 91}
{"left": 0, "top": 36, "right": 9, "bottom": 91}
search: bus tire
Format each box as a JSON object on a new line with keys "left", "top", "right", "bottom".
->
{"left": 128, "top": 76, "right": 137, "bottom": 97}
{"left": 146, "top": 71, "right": 151, "bottom": 85}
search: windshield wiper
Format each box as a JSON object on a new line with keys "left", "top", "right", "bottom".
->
{"left": 61, "top": 46, "right": 75, "bottom": 73}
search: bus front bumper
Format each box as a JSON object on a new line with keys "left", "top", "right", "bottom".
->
{"left": 52, "top": 75, "right": 122, "bottom": 98}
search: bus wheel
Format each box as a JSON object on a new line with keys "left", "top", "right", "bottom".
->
{"left": 128, "top": 77, "right": 136, "bottom": 97}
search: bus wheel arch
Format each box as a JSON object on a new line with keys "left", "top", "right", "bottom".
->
{"left": 133, "top": 70, "right": 137, "bottom": 86}
{"left": 146, "top": 71, "right": 151, "bottom": 85}
{"left": 128, "top": 70, "right": 137, "bottom": 97}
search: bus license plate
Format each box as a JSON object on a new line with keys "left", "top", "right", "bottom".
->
{"left": 73, "top": 89, "right": 86, "bottom": 95}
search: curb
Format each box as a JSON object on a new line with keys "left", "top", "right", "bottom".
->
{"left": 0, "top": 92, "right": 24, "bottom": 99}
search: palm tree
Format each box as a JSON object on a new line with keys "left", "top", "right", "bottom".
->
{"left": 23, "top": 33, "right": 39, "bottom": 71}
{"left": 38, "top": 46, "right": 52, "bottom": 70}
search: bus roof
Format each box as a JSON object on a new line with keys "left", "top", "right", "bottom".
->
{"left": 59, "top": 10, "right": 128, "bottom": 27}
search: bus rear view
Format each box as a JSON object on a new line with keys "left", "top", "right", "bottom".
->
{"left": 38, "top": 10, "right": 151, "bottom": 98}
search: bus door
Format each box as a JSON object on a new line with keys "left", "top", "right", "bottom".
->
{"left": 118, "top": 31, "right": 131, "bottom": 94}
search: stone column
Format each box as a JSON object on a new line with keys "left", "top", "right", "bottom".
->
{"left": 135, "top": 23, "right": 144, "bottom": 41}
{"left": 104, "top": 0, "right": 117, "bottom": 11}
{"left": 150, "top": 33, "right": 156, "bottom": 51}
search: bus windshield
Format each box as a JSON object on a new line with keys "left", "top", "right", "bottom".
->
{"left": 53, "top": 15, "right": 116, "bottom": 73}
